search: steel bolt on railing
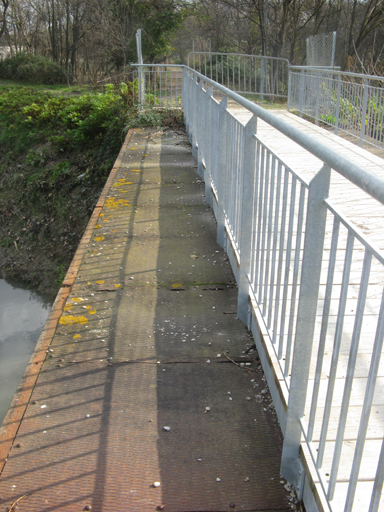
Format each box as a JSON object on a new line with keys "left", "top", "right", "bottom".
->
{"left": 134, "top": 61, "right": 384, "bottom": 512}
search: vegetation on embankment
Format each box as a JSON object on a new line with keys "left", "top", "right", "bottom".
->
{"left": 0, "top": 83, "right": 184, "bottom": 298}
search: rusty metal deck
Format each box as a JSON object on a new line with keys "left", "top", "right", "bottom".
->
{"left": 0, "top": 128, "right": 292, "bottom": 511}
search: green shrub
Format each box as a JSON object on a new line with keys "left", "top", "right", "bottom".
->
{"left": 0, "top": 53, "right": 67, "bottom": 85}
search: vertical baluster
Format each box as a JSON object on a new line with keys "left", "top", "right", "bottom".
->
{"left": 307, "top": 216, "right": 340, "bottom": 442}
{"left": 317, "top": 231, "right": 355, "bottom": 468}
{"left": 262, "top": 155, "right": 276, "bottom": 317}
{"left": 217, "top": 97, "right": 228, "bottom": 248}
{"left": 284, "top": 184, "right": 306, "bottom": 376}
{"left": 279, "top": 177, "right": 297, "bottom": 362}
{"left": 369, "top": 435, "right": 384, "bottom": 512}
{"left": 328, "top": 249, "right": 372, "bottom": 500}
{"left": 281, "top": 164, "right": 331, "bottom": 495}
{"left": 346, "top": 286, "right": 384, "bottom": 512}
{"left": 272, "top": 168, "right": 289, "bottom": 344}
{"left": 255, "top": 146, "right": 265, "bottom": 292}
{"left": 267, "top": 161, "right": 282, "bottom": 329}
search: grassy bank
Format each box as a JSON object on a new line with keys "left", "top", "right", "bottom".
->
{"left": 0, "top": 83, "right": 183, "bottom": 297}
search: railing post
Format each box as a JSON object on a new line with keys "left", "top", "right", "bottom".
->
{"left": 182, "top": 68, "right": 188, "bottom": 129}
{"left": 280, "top": 163, "right": 331, "bottom": 495}
{"left": 287, "top": 68, "right": 292, "bottom": 112}
{"left": 315, "top": 72, "right": 320, "bottom": 126}
{"left": 191, "top": 77, "right": 199, "bottom": 159}
{"left": 334, "top": 74, "right": 341, "bottom": 135}
{"left": 197, "top": 81, "right": 205, "bottom": 177}
{"left": 299, "top": 70, "right": 305, "bottom": 118}
{"left": 216, "top": 96, "right": 228, "bottom": 248}
{"left": 359, "top": 78, "right": 369, "bottom": 147}
{"left": 204, "top": 87, "right": 213, "bottom": 207}
{"left": 237, "top": 115, "right": 257, "bottom": 326}
{"left": 260, "top": 58, "right": 265, "bottom": 100}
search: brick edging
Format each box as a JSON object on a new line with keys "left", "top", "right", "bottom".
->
{"left": 0, "top": 129, "right": 134, "bottom": 475}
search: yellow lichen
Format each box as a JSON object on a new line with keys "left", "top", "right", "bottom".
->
{"left": 94, "top": 236, "right": 105, "bottom": 242}
{"left": 89, "top": 310, "right": 97, "bottom": 315}
{"left": 104, "top": 197, "right": 131, "bottom": 209}
{"left": 131, "top": 169, "right": 142, "bottom": 173}
{"left": 172, "top": 282, "right": 183, "bottom": 288}
{"left": 73, "top": 334, "right": 81, "bottom": 339}
{"left": 115, "top": 284, "right": 122, "bottom": 288}
{"left": 64, "top": 304, "right": 73, "bottom": 311}
{"left": 95, "top": 224, "right": 102, "bottom": 229}
{"left": 59, "top": 315, "right": 88, "bottom": 325}
{"left": 96, "top": 280, "right": 105, "bottom": 284}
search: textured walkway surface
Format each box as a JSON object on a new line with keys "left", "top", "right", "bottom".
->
{"left": 0, "top": 128, "right": 292, "bottom": 512}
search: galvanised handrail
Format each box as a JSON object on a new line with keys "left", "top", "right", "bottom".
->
{"left": 288, "top": 66, "right": 384, "bottom": 149}
{"left": 186, "top": 52, "right": 290, "bottom": 99}
{"left": 134, "top": 63, "right": 384, "bottom": 512}
{"left": 132, "top": 64, "right": 384, "bottom": 205}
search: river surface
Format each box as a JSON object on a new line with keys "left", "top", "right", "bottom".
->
{"left": 0, "top": 279, "right": 52, "bottom": 425}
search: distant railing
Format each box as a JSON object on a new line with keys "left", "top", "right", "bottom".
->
{"left": 182, "top": 65, "right": 384, "bottom": 512}
{"left": 131, "top": 65, "right": 183, "bottom": 107}
{"left": 187, "top": 52, "right": 289, "bottom": 99}
{"left": 288, "top": 66, "right": 384, "bottom": 148}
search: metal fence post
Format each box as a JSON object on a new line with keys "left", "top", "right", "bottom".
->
{"left": 136, "top": 29, "right": 144, "bottom": 110}
{"left": 287, "top": 68, "right": 292, "bottom": 112}
{"left": 183, "top": 69, "right": 190, "bottom": 130}
{"left": 204, "top": 87, "right": 213, "bottom": 207}
{"left": 299, "top": 70, "right": 305, "bottom": 118}
{"left": 315, "top": 73, "right": 320, "bottom": 125}
{"left": 359, "top": 78, "right": 369, "bottom": 147}
{"left": 335, "top": 74, "right": 341, "bottom": 135}
{"left": 197, "top": 81, "right": 205, "bottom": 177}
{"left": 280, "top": 163, "right": 331, "bottom": 495}
{"left": 237, "top": 115, "right": 257, "bottom": 326}
{"left": 260, "top": 58, "right": 265, "bottom": 100}
{"left": 191, "top": 77, "right": 199, "bottom": 159}
{"left": 217, "top": 96, "right": 228, "bottom": 248}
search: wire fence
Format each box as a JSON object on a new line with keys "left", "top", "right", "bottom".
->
{"left": 306, "top": 31, "right": 337, "bottom": 68}
{"left": 289, "top": 67, "right": 384, "bottom": 149}
{"left": 187, "top": 52, "right": 289, "bottom": 99}
{"left": 131, "top": 66, "right": 183, "bottom": 107}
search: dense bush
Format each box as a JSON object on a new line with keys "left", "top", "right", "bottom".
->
{"left": 0, "top": 53, "right": 67, "bottom": 84}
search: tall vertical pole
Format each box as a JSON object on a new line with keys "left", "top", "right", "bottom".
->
{"left": 136, "top": 29, "right": 144, "bottom": 110}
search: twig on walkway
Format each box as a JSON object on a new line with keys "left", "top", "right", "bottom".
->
{"left": 8, "top": 489, "right": 37, "bottom": 511}
{"left": 224, "top": 351, "right": 241, "bottom": 367}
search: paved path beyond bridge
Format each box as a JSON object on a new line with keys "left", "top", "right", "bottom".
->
{"left": 0, "top": 128, "right": 292, "bottom": 512}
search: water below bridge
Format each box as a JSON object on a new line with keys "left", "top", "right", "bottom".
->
{"left": 0, "top": 279, "right": 51, "bottom": 424}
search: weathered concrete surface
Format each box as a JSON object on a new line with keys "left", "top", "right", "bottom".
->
{"left": 0, "top": 128, "right": 292, "bottom": 511}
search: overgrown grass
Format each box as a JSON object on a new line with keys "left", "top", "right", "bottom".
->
{"left": 0, "top": 82, "right": 184, "bottom": 295}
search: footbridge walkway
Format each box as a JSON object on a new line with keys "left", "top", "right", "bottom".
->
{"left": 1, "top": 65, "right": 384, "bottom": 512}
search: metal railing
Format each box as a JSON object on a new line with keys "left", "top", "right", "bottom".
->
{"left": 182, "top": 65, "right": 384, "bottom": 512}
{"left": 131, "top": 65, "right": 183, "bottom": 107}
{"left": 187, "top": 52, "right": 289, "bottom": 99}
{"left": 288, "top": 67, "right": 384, "bottom": 148}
